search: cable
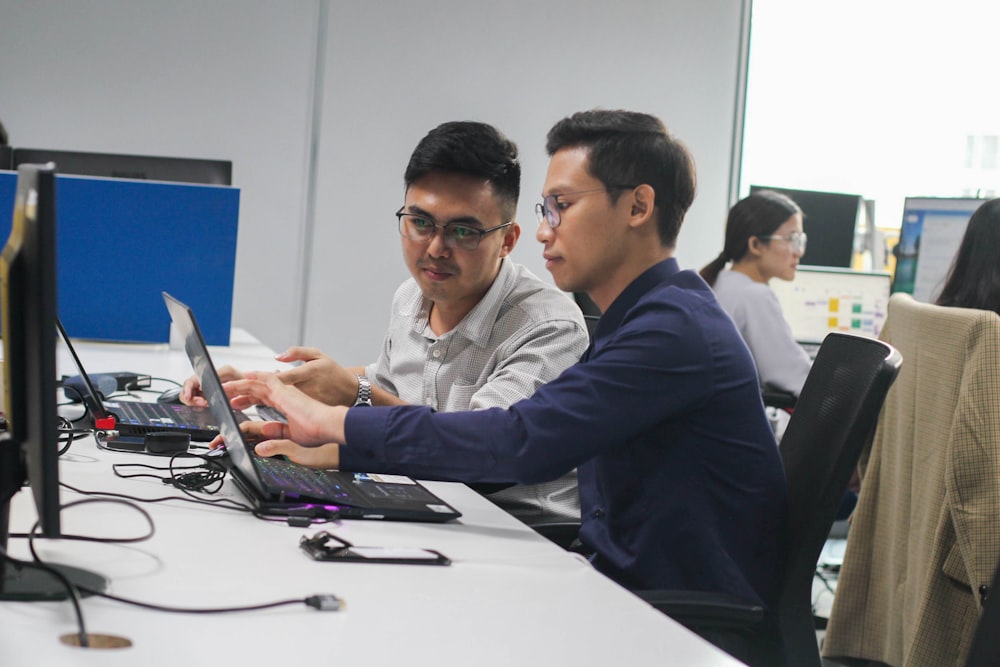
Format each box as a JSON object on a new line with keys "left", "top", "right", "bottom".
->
{"left": 72, "top": 588, "right": 341, "bottom": 614}
{"left": 0, "top": 543, "right": 90, "bottom": 647}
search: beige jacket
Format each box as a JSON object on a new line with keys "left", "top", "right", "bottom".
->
{"left": 824, "top": 293, "right": 1000, "bottom": 667}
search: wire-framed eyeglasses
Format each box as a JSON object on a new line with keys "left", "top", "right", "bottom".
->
{"left": 534, "top": 185, "right": 637, "bottom": 229}
{"left": 757, "top": 231, "right": 807, "bottom": 254}
{"left": 396, "top": 207, "right": 513, "bottom": 251}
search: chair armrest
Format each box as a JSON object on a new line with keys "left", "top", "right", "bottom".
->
{"left": 530, "top": 521, "right": 581, "bottom": 550}
{"left": 634, "top": 589, "right": 766, "bottom": 630}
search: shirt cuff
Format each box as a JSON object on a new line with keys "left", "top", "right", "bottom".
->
{"left": 339, "top": 406, "right": 389, "bottom": 471}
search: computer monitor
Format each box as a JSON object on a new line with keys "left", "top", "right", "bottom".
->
{"left": 892, "top": 197, "right": 986, "bottom": 303}
{"left": 0, "top": 163, "right": 106, "bottom": 600}
{"left": 749, "top": 185, "right": 863, "bottom": 268}
{"left": 770, "top": 267, "right": 892, "bottom": 345}
{"left": 13, "top": 147, "right": 232, "bottom": 186}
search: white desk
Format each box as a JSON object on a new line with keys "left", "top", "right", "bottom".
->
{"left": 0, "top": 332, "right": 743, "bottom": 666}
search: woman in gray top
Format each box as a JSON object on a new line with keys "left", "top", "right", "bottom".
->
{"left": 700, "top": 191, "right": 812, "bottom": 396}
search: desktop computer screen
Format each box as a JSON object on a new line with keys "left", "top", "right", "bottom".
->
{"left": 892, "top": 197, "right": 985, "bottom": 303}
{"left": 13, "top": 148, "right": 232, "bottom": 186}
{"left": 771, "top": 267, "right": 891, "bottom": 345}
{"left": 749, "top": 185, "right": 863, "bottom": 268}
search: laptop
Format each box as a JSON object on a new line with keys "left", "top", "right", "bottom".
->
{"left": 769, "top": 267, "right": 891, "bottom": 359}
{"left": 57, "top": 318, "right": 235, "bottom": 444}
{"left": 162, "top": 291, "right": 462, "bottom": 522}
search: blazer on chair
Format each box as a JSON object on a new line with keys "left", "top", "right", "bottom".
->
{"left": 823, "top": 293, "right": 1000, "bottom": 667}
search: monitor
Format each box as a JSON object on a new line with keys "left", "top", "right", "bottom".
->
{"left": 13, "top": 147, "right": 232, "bottom": 186}
{"left": 770, "top": 267, "right": 892, "bottom": 345}
{"left": 749, "top": 185, "right": 863, "bottom": 268}
{"left": 892, "top": 197, "right": 986, "bottom": 303}
{"left": 0, "top": 163, "right": 106, "bottom": 600}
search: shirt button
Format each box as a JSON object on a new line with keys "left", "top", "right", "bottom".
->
{"left": 432, "top": 349, "right": 441, "bottom": 358}
{"left": 425, "top": 397, "right": 434, "bottom": 406}
{"left": 591, "top": 508, "right": 605, "bottom": 519}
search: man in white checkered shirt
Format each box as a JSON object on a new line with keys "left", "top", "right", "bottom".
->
{"left": 182, "top": 121, "right": 589, "bottom": 524}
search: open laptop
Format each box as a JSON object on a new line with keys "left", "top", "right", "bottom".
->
{"left": 57, "top": 318, "right": 233, "bottom": 443}
{"left": 769, "top": 267, "right": 891, "bottom": 359}
{"left": 162, "top": 291, "right": 462, "bottom": 522}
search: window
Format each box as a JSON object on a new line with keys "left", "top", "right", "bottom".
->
{"left": 740, "top": 1, "right": 1000, "bottom": 243}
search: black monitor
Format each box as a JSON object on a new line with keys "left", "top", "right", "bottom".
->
{"left": 13, "top": 147, "right": 232, "bottom": 186}
{"left": 0, "top": 163, "right": 106, "bottom": 600}
{"left": 749, "top": 185, "right": 863, "bottom": 268}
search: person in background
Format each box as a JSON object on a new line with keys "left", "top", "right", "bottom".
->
{"left": 936, "top": 197, "right": 1000, "bottom": 315}
{"left": 222, "top": 110, "right": 788, "bottom": 622}
{"left": 700, "top": 190, "right": 812, "bottom": 397}
{"left": 183, "top": 120, "right": 590, "bottom": 522}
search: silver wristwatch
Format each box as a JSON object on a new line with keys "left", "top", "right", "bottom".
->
{"left": 353, "top": 374, "right": 373, "bottom": 407}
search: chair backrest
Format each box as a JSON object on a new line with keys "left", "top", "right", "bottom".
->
{"left": 772, "top": 332, "right": 901, "bottom": 667}
{"left": 824, "top": 293, "right": 1000, "bottom": 667}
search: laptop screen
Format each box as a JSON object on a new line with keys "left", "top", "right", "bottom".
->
{"left": 770, "top": 267, "right": 891, "bottom": 345}
{"left": 161, "top": 291, "right": 267, "bottom": 495}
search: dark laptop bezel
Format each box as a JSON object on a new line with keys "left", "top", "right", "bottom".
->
{"left": 56, "top": 318, "right": 223, "bottom": 442}
{"left": 161, "top": 291, "right": 461, "bottom": 523}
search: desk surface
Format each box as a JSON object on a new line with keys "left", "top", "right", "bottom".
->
{"left": 1, "top": 331, "right": 742, "bottom": 666}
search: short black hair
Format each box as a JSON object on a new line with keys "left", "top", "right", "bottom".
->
{"left": 545, "top": 109, "right": 696, "bottom": 247}
{"left": 404, "top": 121, "right": 520, "bottom": 220}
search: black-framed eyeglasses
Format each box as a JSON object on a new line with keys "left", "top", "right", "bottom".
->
{"left": 534, "top": 185, "right": 637, "bottom": 229}
{"left": 757, "top": 231, "right": 807, "bottom": 254}
{"left": 396, "top": 207, "right": 513, "bottom": 251}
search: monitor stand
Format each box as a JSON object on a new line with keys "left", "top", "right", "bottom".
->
{"left": 0, "top": 446, "right": 108, "bottom": 601}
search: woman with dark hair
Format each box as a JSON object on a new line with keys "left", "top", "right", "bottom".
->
{"left": 936, "top": 198, "right": 1000, "bottom": 315}
{"left": 700, "top": 190, "right": 812, "bottom": 396}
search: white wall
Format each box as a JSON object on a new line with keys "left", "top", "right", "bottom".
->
{"left": 308, "top": 0, "right": 747, "bottom": 362}
{"left": 0, "top": 0, "right": 320, "bottom": 351}
{"left": 0, "top": 0, "right": 746, "bottom": 359}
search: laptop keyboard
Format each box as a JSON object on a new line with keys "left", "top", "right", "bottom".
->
{"left": 113, "top": 401, "right": 203, "bottom": 428}
{"left": 255, "top": 456, "right": 350, "bottom": 500}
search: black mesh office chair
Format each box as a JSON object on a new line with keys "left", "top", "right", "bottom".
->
{"left": 638, "top": 333, "right": 902, "bottom": 666}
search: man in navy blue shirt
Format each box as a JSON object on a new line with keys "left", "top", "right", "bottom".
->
{"left": 228, "top": 110, "right": 788, "bottom": 609}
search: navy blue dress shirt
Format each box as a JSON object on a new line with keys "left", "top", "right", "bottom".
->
{"left": 341, "top": 258, "right": 788, "bottom": 607}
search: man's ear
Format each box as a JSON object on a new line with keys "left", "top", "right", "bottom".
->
{"left": 498, "top": 222, "right": 521, "bottom": 257}
{"left": 627, "top": 184, "right": 656, "bottom": 229}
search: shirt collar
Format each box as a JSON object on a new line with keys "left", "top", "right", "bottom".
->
{"left": 596, "top": 258, "right": 681, "bottom": 337}
{"left": 407, "top": 257, "right": 514, "bottom": 347}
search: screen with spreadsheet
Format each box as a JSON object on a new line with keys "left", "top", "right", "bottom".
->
{"left": 771, "top": 267, "right": 891, "bottom": 344}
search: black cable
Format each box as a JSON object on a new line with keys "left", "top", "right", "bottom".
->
{"left": 59, "top": 481, "right": 257, "bottom": 515}
{"left": 72, "top": 587, "right": 338, "bottom": 614}
{"left": 0, "top": 543, "right": 90, "bottom": 647}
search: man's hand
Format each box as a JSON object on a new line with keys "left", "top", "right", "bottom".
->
{"left": 224, "top": 372, "right": 348, "bottom": 446}
{"left": 275, "top": 346, "right": 362, "bottom": 406}
{"left": 181, "top": 365, "right": 244, "bottom": 406}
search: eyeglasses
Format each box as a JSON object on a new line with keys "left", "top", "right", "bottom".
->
{"left": 396, "top": 207, "right": 513, "bottom": 252}
{"left": 534, "top": 185, "right": 637, "bottom": 229}
{"left": 757, "top": 231, "right": 807, "bottom": 254}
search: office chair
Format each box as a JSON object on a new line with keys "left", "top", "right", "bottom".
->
{"left": 823, "top": 294, "right": 1000, "bottom": 667}
{"left": 639, "top": 332, "right": 901, "bottom": 667}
